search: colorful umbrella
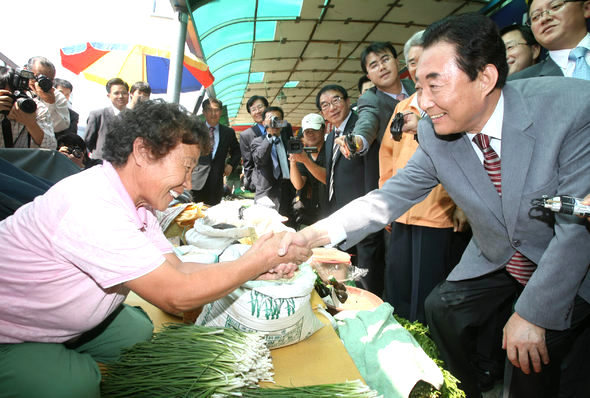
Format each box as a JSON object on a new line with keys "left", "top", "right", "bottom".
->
{"left": 60, "top": 42, "right": 214, "bottom": 94}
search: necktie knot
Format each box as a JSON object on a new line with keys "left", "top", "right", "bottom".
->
{"left": 333, "top": 128, "right": 341, "bottom": 137}
{"left": 569, "top": 46, "right": 588, "bottom": 61}
{"left": 396, "top": 93, "right": 407, "bottom": 102}
{"left": 472, "top": 133, "right": 491, "bottom": 151}
{"left": 569, "top": 47, "right": 590, "bottom": 80}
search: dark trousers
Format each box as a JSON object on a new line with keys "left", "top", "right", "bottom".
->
{"left": 425, "top": 270, "right": 590, "bottom": 398}
{"left": 354, "top": 229, "right": 385, "bottom": 298}
{"left": 385, "top": 223, "right": 457, "bottom": 324}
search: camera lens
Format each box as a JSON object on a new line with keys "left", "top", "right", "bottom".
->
{"left": 69, "top": 147, "right": 83, "bottom": 159}
{"left": 36, "top": 75, "right": 53, "bottom": 93}
{"left": 15, "top": 96, "right": 37, "bottom": 114}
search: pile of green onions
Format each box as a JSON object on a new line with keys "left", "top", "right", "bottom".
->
{"left": 101, "top": 323, "right": 381, "bottom": 397}
{"left": 101, "top": 323, "right": 273, "bottom": 397}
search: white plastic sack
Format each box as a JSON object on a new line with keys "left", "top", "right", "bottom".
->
{"left": 196, "top": 263, "right": 324, "bottom": 349}
{"left": 185, "top": 218, "right": 255, "bottom": 252}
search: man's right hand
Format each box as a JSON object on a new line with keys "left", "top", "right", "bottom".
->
{"left": 401, "top": 112, "right": 420, "bottom": 134}
{"left": 0, "top": 90, "right": 15, "bottom": 114}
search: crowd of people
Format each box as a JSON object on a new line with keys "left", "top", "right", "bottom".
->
{"left": 0, "top": 0, "right": 589, "bottom": 397}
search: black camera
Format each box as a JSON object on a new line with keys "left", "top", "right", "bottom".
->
{"left": 2, "top": 68, "right": 37, "bottom": 115}
{"left": 287, "top": 137, "right": 317, "bottom": 154}
{"left": 390, "top": 112, "right": 405, "bottom": 141}
{"left": 66, "top": 146, "right": 84, "bottom": 159}
{"left": 269, "top": 115, "right": 288, "bottom": 129}
{"left": 34, "top": 74, "right": 53, "bottom": 93}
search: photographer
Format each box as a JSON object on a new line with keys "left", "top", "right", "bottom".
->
{"left": 0, "top": 66, "right": 55, "bottom": 149}
{"left": 250, "top": 107, "right": 293, "bottom": 217}
{"left": 27, "top": 56, "right": 70, "bottom": 132}
{"left": 289, "top": 113, "right": 327, "bottom": 228}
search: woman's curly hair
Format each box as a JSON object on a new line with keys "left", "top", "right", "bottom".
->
{"left": 102, "top": 99, "right": 210, "bottom": 166}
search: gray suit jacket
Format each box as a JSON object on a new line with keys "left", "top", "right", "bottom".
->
{"left": 508, "top": 56, "right": 562, "bottom": 80}
{"left": 354, "top": 79, "right": 416, "bottom": 145}
{"left": 326, "top": 77, "right": 590, "bottom": 331}
{"left": 85, "top": 107, "right": 116, "bottom": 160}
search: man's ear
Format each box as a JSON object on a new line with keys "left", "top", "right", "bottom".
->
{"left": 479, "top": 64, "right": 499, "bottom": 96}
{"left": 583, "top": 0, "right": 590, "bottom": 18}
{"left": 531, "top": 44, "right": 541, "bottom": 62}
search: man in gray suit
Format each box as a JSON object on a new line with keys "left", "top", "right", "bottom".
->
{"left": 85, "top": 78, "right": 129, "bottom": 160}
{"left": 509, "top": 0, "right": 589, "bottom": 80}
{"left": 335, "top": 42, "right": 415, "bottom": 162}
{"left": 284, "top": 13, "right": 590, "bottom": 398}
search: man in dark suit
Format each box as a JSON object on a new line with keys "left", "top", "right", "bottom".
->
{"left": 509, "top": 0, "right": 589, "bottom": 80}
{"left": 291, "top": 13, "right": 590, "bottom": 398}
{"left": 85, "top": 78, "right": 129, "bottom": 160}
{"left": 318, "top": 84, "right": 385, "bottom": 296}
{"left": 191, "top": 98, "right": 240, "bottom": 206}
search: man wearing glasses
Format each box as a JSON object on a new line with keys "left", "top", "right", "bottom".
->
{"left": 500, "top": 25, "right": 542, "bottom": 76}
{"left": 510, "top": 0, "right": 590, "bottom": 80}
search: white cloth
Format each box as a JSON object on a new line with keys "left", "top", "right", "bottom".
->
{"left": 40, "top": 89, "right": 70, "bottom": 132}
{"left": 466, "top": 92, "right": 504, "bottom": 163}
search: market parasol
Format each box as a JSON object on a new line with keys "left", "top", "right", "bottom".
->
{"left": 60, "top": 42, "right": 214, "bottom": 94}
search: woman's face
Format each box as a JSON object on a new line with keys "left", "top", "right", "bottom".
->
{"left": 138, "top": 142, "right": 200, "bottom": 211}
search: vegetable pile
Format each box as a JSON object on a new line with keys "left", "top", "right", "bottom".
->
{"left": 101, "top": 323, "right": 380, "bottom": 397}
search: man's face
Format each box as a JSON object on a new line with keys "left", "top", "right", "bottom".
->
{"left": 365, "top": 49, "right": 400, "bottom": 92}
{"left": 360, "top": 80, "right": 374, "bottom": 95}
{"left": 56, "top": 86, "right": 72, "bottom": 101}
{"left": 416, "top": 42, "right": 490, "bottom": 136}
{"left": 502, "top": 30, "right": 539, "bottom": 76}
{"left": 263, "top": 110, "right": 283, "bottom": 136}
{"left": 303, "top": 128, "right": 324, "bottom": 147}
{"left": 108, "top": 84, "right": 129, "bottom": 111}
{"left": 319, "top": 89, "right": 350, "bottom": 126}
{"left": 406, "top": 45, "right": 424, "bottom": 82}
{"left": 249, "top": 99, "right": 266, "bottom": 124}
{"left": 204, "top": 103, "right": 222, "bottom": 126}
{"left": 130, "top": 90, "right": 149, "bottom": 108}
{"left": 528, "top": 0, "right": 590, "bottom": 51}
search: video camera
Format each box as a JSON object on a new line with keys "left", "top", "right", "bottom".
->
{"left": 2, "top": 68, "right": 38, "bottom": 114}
{"left": 286, "top": 137, "right": 317, "bottom": 154}
{"left": 268, "top": 115, "right": 288, "bottom": 129}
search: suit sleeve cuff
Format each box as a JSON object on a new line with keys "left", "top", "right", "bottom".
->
{"left": 315, "top": 219, "right": 347, "bottom": 247}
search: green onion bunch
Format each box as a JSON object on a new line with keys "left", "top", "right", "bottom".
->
{"left": 239, "top": 380, "right": 381, "bottom": 397}
{"left": 101, "top": 323, "right": 274, "bottom": 397}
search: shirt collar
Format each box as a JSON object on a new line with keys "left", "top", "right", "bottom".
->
{"left": 549, "top": 32, "right": 590, "bottom": 72}
{"left": 102, "top": 161, "right": 149, "bottom": 231}
{"left": 336, "top": 111, "right": 352, "bottom": 133}
{"left": 466, "top": 91, "right": 504, "bottom": 142}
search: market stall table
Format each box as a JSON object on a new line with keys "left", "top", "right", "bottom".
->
{"left": 122, "top": 291, "right": 364, "bottom": 387}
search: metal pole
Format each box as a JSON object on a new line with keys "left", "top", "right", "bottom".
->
{"left": 167, "top": 11, "right": 188, "bottom": 103}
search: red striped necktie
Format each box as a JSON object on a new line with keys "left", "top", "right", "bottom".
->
{"left": 472, "top": 133, "right": 536, "bottom": 285}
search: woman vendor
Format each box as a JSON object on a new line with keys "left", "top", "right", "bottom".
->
{"left": 0, "top": 100, "right": 311, "bottom": 398}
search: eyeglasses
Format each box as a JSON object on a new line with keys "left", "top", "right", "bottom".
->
{"left": 319, "top": 96, "right": 343, "bottom": 111}
{"left": 504, "top": 41, "right": 529, "bottom": 52}
{"left": 249, "top": 104, "right": 265, "bottom": 113}
{"left": 367, "top": 55, "right": 393, "bottom": 73}
{"left": 527, "top": 0, "right": 581, "bottom": 25}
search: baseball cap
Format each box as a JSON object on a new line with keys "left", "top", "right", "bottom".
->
{"left": 301, "top": 113, "right": 325, "bottom": 131}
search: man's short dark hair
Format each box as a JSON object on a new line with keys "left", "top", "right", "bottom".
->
{"left": 422, "top": 13, "right": 508, "bottom": 89}
{"left": 315, "top": 85, "right": 348, "bottom": 110}
{"left": 130, "top": 81, "right": 151, "bottom": 95}
{"left": 53, "top": 78, "right": 73, "bottom": 92}
{"left": 500, "top": 24, "right": 538, "bottom": 46}
{"left": 102, "top": 100, "right": 208, "bottom": 166}
{"left": 246, "top": 95, "right": 269, "bottom": 114}
{"left": 203, "top": 98, "right": 223, "bottom": 111}
{"left": 360, "top": 42, "right": 398, "bottom": 74}
{"left": 262, "top": 106, "right": 284, "bottom": 120}
{"left": 357, "top": 75, "right": 371, "bottom": 94}
{"left": 106, "top": 78, "right": 129, "bottom": 94}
